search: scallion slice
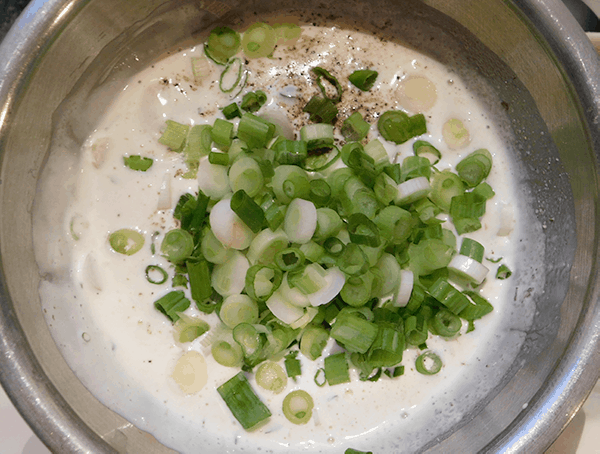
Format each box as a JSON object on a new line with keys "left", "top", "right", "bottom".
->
{"left": 341, "top": 112, "right": 371, "bottom": 141}
{"left": 242, "top": 22, "right": 277, "bottom": 59}
{"left": 109, "top": 229, "right": 145, "bottom": 256}
{"left": 300, "top": 123, "right": 334, "bottom": 150}
{"left": 245, "top": 264, "right": 283, "bottom": 302}
{"left": 430, "top": 308, "right": 462, "bottom": 337}
{"left": 456, "top": 148, "right": 493, "bottom": 188}
{"left": 145, "top": 265, "right": 168, "bottom": 285}
{"left": 161, "top": 229, "right": 194, "bottom": 264}
{"left": 348, "top": 69, "right": 378, "bottom": 91}
{"left": 415, "top": 351, "right": 442, "bottom": 375}
{"left": 158, "top": 120, "right": 189, "bottom": 152}
{"left": 303, "top": 95, "right": 338, "bottom": 123}
{"left": 217, "top": 372, "right": 271, "bottom": 430}
{"left": 284, "top": 351, "right": 302, "bottom": 379}
{"left": 154, "top": 290, "right": 190, "bottom": 322}
{"left": 123, "top": 155, "right": 153, "bottom": 171}
{"left": 324, "top": 352, "right": 351, "bottom": 385}
{"left": 413, "top": 140, "right": 442, "bottom": 165}
{"left": 300, "top": 325, "right": 329, "bottom": 360}
{"left": 241, "top": 90, "right": 267, "bottom": 112}
{"left": 282, "top": 390, "right": 314, "bottom": 425}
{"left": 222, "top": 102, "right": 241, "bottom": 119}
{"left": 230, "top": 189, "right": 266, "bottom": 234}
{"left": 496, "top": 264, "right": 512, "bottom": 279}
{"left": 237, "top": 113, "right": 276, "bottom": 149}
{"left": 205, "top": 27, "right": 241, "bottom": 65}
{"left": 219, "top": 294, "right": 259, "bottom": 329}
{"left": 256, "top": 361, "right": 287, "bottom": 394}
{"left": 274, "top": 247, "right": 306, "bottom": 272}
{"left": 212, "top": 341, "right": 243, "bottom": 367}
{"left": 312, "top": 66, "right": 343, "bottom": 103}
{"left": 187, "top": 259, "right": 213, "bottom": 303}
{"left": 377, "top": 110, "right": 426, "bottom": 144}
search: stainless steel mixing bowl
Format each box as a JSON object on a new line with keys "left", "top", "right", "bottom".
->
{"left": 0, "top": 0, "right": 599, "bottom": 452}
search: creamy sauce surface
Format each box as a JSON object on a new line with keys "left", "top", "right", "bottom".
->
{"left": 33, "top": 24, "right": 538, "bottom": 453}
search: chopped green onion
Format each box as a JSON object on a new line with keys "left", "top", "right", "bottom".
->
{"left": 473, "top": 182, "right": 496, "bottom": 200}
{"left": 158, "top": 120, "right": 189, "bottom": 152}
{"left": 313, "top": 208, "right": 343, "bottom": 242}
{"left": 395, "top": 176, "right": 431, "bottom": 205}
{"left": 211, "top": 250, "right": 250, "bottom": 296}
{"left": 219, "top": 57, "right": 244, "bottom": 93}
{"left": 345, "top": 449, "right": 374, "bottom": 454}
{"left": 183, "top": 125, "right": 212, "bottom": 175}
{"left": 187, "top": 259, "right": 213, "bottom": 303}
{"left": 430, "top": 308, "right": 462, "bottom": 337}
{"left": 255, "top": 361, "right": 287, "bottom": 394}
{"left": 245, "top": 264, "right": 283, "bottom": 302}
{"left": 300, "top": 123, "right": 334, "bottom": 150}
{"left": 374, "top": 205, "right": 414, "bottom": 244}
{"left": 282, "top": 390, "right": 314, "bottom": 425}
{"left": 459, "top": 238, "right": 485, "bottom": 263}
{"left": 237, "top": 113, "right": 276, "bottom": 150}
{"left": 222, "top": 102, "right": 242, "bottom": 119}
{"left": 323, "top": 237, "right": 345, "bottom": 257}
{"left": 274, "top": 22, "right": 302, "bottom": 45}
{"left": 145, "top": 265, "right": 168, "bottom": 285}
{"left": 123, "top": 155, "right": 153, "bottom": 171}
{"left": 413, "top": 140, "right": 442, "bottom": 165}
{"left": 407, "top": 239, "right": 454, "bottom": 276}
{"left": 404, "top": 313, "right": 428, "bottom": 346}
{"left": 271, "top": 165, "right": 310, "bottom": 204}
{"left": 496, "top": 264, "right": 512, "bottom": 279}
{"left": 154, "top": 290, "right": 190, "bottom": 322}
{"left": 348, "top": 69, "right": 378, "bottom": 91}
{"left": 303, "top": 147, "right": 341, "bottom": 172}
{"left": 217, "top": 372, "right": 271, "bottom": 430}
{"left": 173, "top": 313, "right": 210, "bottom": 343}
{"left": 212, "top": 341, "right": 243, "bottom": 367}
{"left": 230, "top": 189, "right": 266, "bottom": 234}
{"left": 208, "top": 151, "right": 229, "bottom": 166}
{"left": 443, "top": 118, "right": 470, "bottom": 149}
{"left": 274, "top": 139, "right": 308, "bottom": 165}
{"left": 429, "top": 170, "right": 465, "bottom": 212}
{"left": 330, "top": 310, "right": 378, "bottom": 353}
{"left": 283, "top": 198, "right": 317, "bottom": 244}
{"left": 429, "top": 278, "right": 471, "bottom": 314}
{"left": 347, "top": 213, "right": 381, "bottom": 247}
{"left": 342, "top": 112, "right": 371, "bottom": 141}
{"left": 324, "top": 352, "right": 351, "bottom": 385}
{"left": 242, "top": 22, "right": 277, "bottom": 58}
{"left": 363, "top": 139, "right": 389, "bottom": 168}
{"left": 220, "top": 294, "right": 259, "bottom": 329}
{"left": 303, "top": 95, "right": 338, "bottom": 123}
{"left": 309, "top": 179, "right": 332, "bottom": 207}
{"left": 161, "top": 229, "right": 194, "bottom": 264}
{"left": 201, "top": 228, "right": 234, "bottom": 264}
{"left": 377, "top": 111, "right": 426, "bottom": 144}
{"left": 368, "top": 324, "right": 404, "bottom": 368}
{"left": 205, "top": 27, "right": 241, "bottom": 65}
{"left": 109, "top": 229, "right": 145, "bottom": 256}
{"left": 456, "top": 148, "right": 493, "bottom": 188}
{"left": 312, "top": 66, "right": 343, "bottom": 103}
{"left": 415, "top": 351, "right": 442, "bottom": 375}
{"left": 337, "top": 243, "right": 369, "bottom": 276}
{"left": 228, "top": 156, "right": 264, "bottom": 197}
{"left": 241, "top": 90, "right": 267, "bottom": 112}
{"left": 246, "top": 227, "right": 289, "bottom": 265}
{"left": 191, "top": 56, "right": 211, "bottom": 84}
{"left": 401, "top": 155, "right": 431, "bottom": 181}
{"left": 314, "top": 368, "right": 326, "bottom": 386}
{"left": 211, "top": 118, "right": 234, "bottom": 150}
{"left": 284, "top": 351, "right": 302, "bottom": 379}
{"left": 275, "top": 247, "right": 306, "bottom": 271}
{"left": 300, "top": 325, "right": 329, "bottom": 360}
{"left": 460, "top": 291, "right": 494, "bottom": 320}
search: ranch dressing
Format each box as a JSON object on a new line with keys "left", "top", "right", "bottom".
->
{"left": 33, "top": 24, "right": 533, "bottom": 453}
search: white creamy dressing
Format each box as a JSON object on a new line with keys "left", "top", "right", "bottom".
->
{"left": 33, "top": 25, "right": 532, "bottom": 453}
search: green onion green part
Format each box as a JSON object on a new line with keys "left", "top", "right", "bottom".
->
{"left": 217, "top": 372, "right": 272, "bottom": 430}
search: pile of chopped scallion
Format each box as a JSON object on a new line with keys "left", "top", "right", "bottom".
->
{"left": 111, "top": 22, "right": 512, "bottom": 437}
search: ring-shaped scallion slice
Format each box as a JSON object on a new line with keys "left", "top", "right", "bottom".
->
{"left": 145, "top": 265, "right": 168, "bottom": 285}
{"left": 431, "top": 308, "right": 462, "bottom": 337}
{"left": 160, "top": 229, "right": 194, "bottom": 264}
{"left": 109, "top": 229, "right": 145, "bottom": 256}
{"left": 219, "top": 294, "right": 259, "bottom": 329}
{"left": 255, "top": 361, "right": 288, "bottom": 394}
{"left": 205, "top": 27, "right": 241, "bottom": 65}
{"left": 415, "top": 351, "right": 443, "bottom": 375}
{"left": 242, "top": 22, "right": 277, "bottom": 59}
{"left": 245, "top": 264, "right": 283, "bottom": 302}
{"left": 348, "top": 69, "right": 378, "bottom": 91}
{"left": 282, "top": 390, "right": 314, "bottom": 425}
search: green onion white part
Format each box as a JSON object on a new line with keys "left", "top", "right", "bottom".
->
{"left": 211, "top": 250, "right": 249, "bottom": 296}
{"left": 394, "top": 269, "right": 414, "bottom": 307}
{"left": 305, "top": 266, "right": 346, "bottom": 306}
{"left": 283, "top": 198, "right": 317, "bottom": 244}
{"left": 209, "top": 198, "right": 255, "bottom": 250}
{"left": 395, "top": 176, "right": 431, "bottom": 205}
{"left": 448, "top": 254, "right": 489, "bottom": 285}
{"left": 197, "top": 158, "right": 231, "bottom": 199}
{"left": 266, "top": 291, "right": 306, "bottom": 325}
